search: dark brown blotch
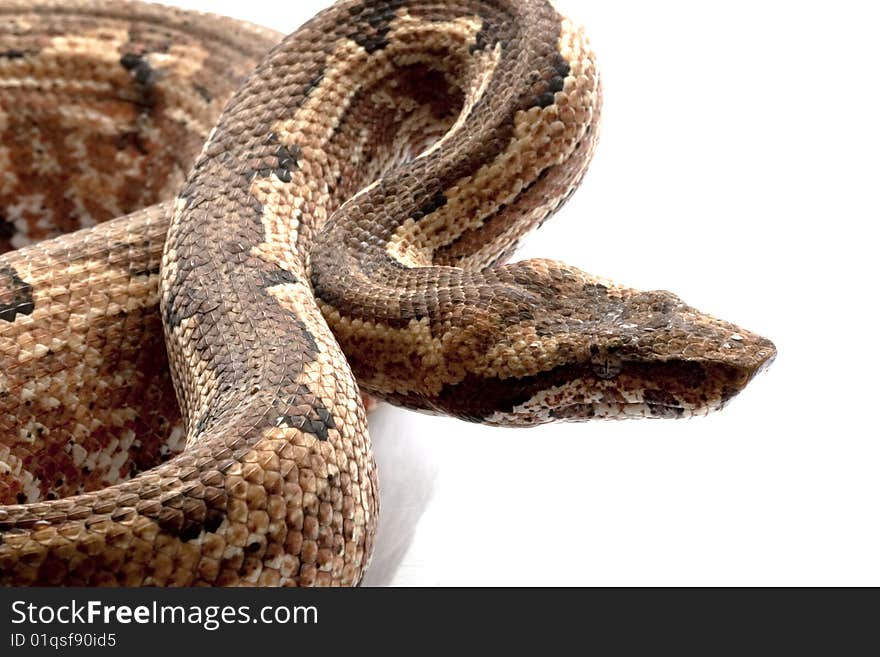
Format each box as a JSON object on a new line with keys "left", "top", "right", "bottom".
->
{"left": 273, "top": 143, "right": 302, "bottom": 183}
{"left": 535, "top": 53, "right": 572, "bottom": 108}
{"left": 347, "top": 0, "right": 404, "bottom": 53}
{"left": 470, "top": 18, "right": 495, "bottom": 54}
{"left": 0, "top": 265, "right": 35, "bottom": 322}
{"left": 119, "top": 52, "right": 160, "bottom": 110}
{"left": 193, "top": 83, "right": 212, "bottom": 102}
{"left": 272, "top": 384, "right": 337, "bottom": 441}
{"left": 412, "top": 191, "right": 447, "bottom": 221}
{"left": 114, "top": 130, "right": 149, "bottom": 155}
{"left": 260, "top": 268, "right": 299, "bottom": 288}
{"left": 0, "top": 215, "right": 15, "bottom": 243}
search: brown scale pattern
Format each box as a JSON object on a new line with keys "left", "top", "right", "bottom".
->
{"left": 0, "top": 0, "right": 774, "bottom": 586}
{"left": 0, "top": 0, "right": 278, "bottom": 515}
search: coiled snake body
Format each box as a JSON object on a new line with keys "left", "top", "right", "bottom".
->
{"left": 0, "top": 0, "right": 775, "bottom": 585}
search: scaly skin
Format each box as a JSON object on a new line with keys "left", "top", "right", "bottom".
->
{"left": 0, "top": 0, "right": 774, "bottom": 586}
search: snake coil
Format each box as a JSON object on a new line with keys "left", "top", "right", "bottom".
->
{"left": 0, "top": 0, "right": 774, "bottom": 586}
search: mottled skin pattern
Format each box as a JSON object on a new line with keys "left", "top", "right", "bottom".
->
{"left": 0, "top": 0, "right": 775, "bottom": 586}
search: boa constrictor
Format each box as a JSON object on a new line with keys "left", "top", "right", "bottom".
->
{"left": 0, "top": 0, "right": 775, "bottom": 585}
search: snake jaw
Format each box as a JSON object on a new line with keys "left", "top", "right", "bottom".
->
{"left": 479, "top": 348, "right": 776, "bottom": 426}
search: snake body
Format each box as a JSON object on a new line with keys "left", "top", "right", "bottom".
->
{"left": 0, "top": 0, "right": 775, "bottom": 586}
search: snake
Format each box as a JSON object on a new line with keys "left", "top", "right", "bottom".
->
{"left": 0, "top": 0, "right": 775, "bottom": 586}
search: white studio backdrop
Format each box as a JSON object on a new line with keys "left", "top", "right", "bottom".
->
{"left": 162, "top": 0, "right": 879, "bottom": 585}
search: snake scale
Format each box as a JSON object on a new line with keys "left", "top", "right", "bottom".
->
{"left": 0, "top": 0, "right": 775, "bottom": 586}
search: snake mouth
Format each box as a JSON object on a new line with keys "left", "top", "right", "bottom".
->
{"left": 470, "top": 339, "right": 776, "bottom": 426}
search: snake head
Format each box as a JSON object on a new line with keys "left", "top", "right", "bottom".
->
{"left": 442, "top": 261, "right": 776, "bottom": 425}
{"left": 567, "top": 286, "right": 777, "bottom": 421}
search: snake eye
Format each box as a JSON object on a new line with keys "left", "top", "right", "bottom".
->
{"left": 590, "top": 348, "right": 622, "bottom": 379}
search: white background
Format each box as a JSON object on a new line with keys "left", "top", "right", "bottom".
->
{"left": 168, "top": 0, "right": 878, "bottom": 585}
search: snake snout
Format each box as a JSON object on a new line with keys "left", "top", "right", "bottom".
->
{"left": 646, "top": 301, "right": 777, "bottom": 413}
